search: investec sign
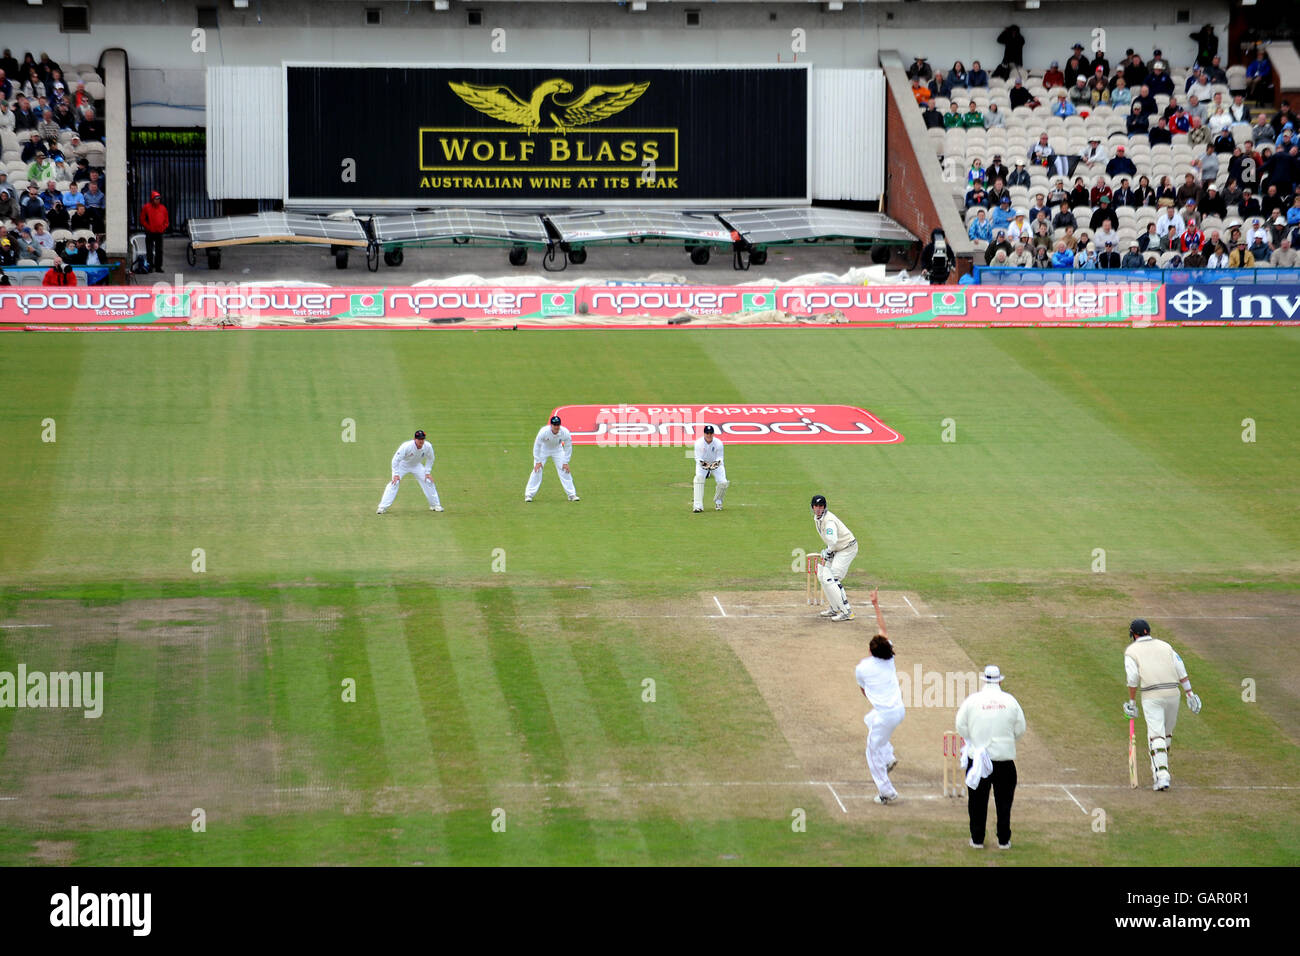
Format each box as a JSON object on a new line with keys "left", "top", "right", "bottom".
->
{"left": 553, "top": 405, "right": 903, "bottom": 445}
{"left": 1166, "top": 284, "right": 1300, "bottom": 322}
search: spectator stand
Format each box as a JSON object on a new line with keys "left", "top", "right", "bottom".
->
{"left": 975, "top": 265, "right": 1300, "bottom": 284}
{"left": 928, "top": 51, "right": 1300, "bottom": 272}
{"left": 1, "top": 263, "right": 121, "bottom": 286}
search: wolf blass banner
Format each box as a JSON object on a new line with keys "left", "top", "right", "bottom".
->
{"left": 285, "top": 65, "right": 809, "bottom": 204}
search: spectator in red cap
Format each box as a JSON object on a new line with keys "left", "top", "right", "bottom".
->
{"left": 140, "top": 190, "right": 170, "bottom": 273}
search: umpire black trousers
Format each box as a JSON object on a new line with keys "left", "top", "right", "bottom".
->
{"left": 967, "top": 759, "right": 1017, "bottom": 846}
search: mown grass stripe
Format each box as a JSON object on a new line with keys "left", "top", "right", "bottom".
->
{"left": 319, "top": 585, "right": 387, "bottom": 791}
{"left": 362, "top": 587, "right": 440, "bottom": 790}
{"left": 474, "top": 586, "right": 600, "bottom": 859}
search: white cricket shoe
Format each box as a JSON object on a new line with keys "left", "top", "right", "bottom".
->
{"left": 818, "top": 608, "right": 836, "bottom": 617}
{"left": 1154, "top": 771, "right": 1171, "bottom": 791}
{"left": 969, "top": 840, "right": 984, "bottom": 849}
{"left": 524, "top": 496, "right": 533, "bottom": 503}
{"left": 568, "top": 494, "right": 580, "bottom": 501}
{"left": 376, "top": 508, "right": 386, "bottom": 515}
{"left": 873, "top": 794, "right": 899, "bottom": 805}
{"left": 886, "top": 758, "right": 899, "bottom": 772}
{"left": 830, "top": 609, "right": 856, "bottom": 622}
{"left": 431, "top": 506, "right": 443, "bottom": 512}
{"left": 693, "top": 507, "right": 703, "bottom": 513}
{"left": 997, "top": 842, "right": 1012, "bottom": 850}
{"left": 714, "top": 501, "right": 723, "bottom": 511}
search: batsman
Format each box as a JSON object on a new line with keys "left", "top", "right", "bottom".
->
{"left": 810, "top": 494, "right": 859, "bottom": 622}
{"left": 1123, "top": 619, "right": 1202, "bottom": 791}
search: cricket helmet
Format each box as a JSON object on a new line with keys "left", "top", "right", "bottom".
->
{"left": 550, "top": 415, "right": 561, "bottom": 426}
{"left": 703, "top": 424, "right": 714, "bottom": 434}
{"left": 414, "top": 429, "right": 426, "bottom": 439}
{"left": 810, "top": 494, "right": 827, "bottom": 509}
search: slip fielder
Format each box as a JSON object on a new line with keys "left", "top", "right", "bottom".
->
{"left": 691, "top": 424, "right": 728, "bottom": 512}
{"left": 377, "top": 429, "right": 443, "bottom": 514}
{"left": 526, "top": 415, "right": 579, "bottom": 502}
{"left": 810, "top": 494, "right": 858, "bottom": 621}
{"left": 1123, "top": 618, "right": 1201, "bottom": 791}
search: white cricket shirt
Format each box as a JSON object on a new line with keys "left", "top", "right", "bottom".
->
{"left": 855, "top": 653, "right": 903, "bottom": 711}
{"left": 534, "top": 425, "right": 572, "bottom": 463}
{"left": 392, "top": 439, "right": 433, "bottom": 471}
{"left": 694, "top": 436, "right": 724, "bottom": 466}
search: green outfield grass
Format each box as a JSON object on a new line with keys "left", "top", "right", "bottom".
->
{"left": 1, "top": 328, "right": 1297, "bottom": 865}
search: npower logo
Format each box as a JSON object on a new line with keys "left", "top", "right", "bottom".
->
{"left": 553, "top": 404, "right": 903, "bottom": 445}
{"left": 1167, "top": 284, "right": 1300, "bottom": 322}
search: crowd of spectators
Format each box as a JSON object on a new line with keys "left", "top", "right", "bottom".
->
{"left": 0, "top": 47, "right": 107, "bottom": 271}
{"left": 913, "top": 30, "right": 1299, "bottom": 270}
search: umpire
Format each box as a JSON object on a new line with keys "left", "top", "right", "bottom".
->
{"left": 955, "top": 665, "right": 1026, "bottom": 850}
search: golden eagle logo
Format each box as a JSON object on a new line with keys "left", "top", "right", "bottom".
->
{"left": 447, "top": 78, "right": 650, "bottom": 134}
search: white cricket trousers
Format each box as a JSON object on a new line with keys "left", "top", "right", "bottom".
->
{"left": 526, "top": 452, "right": 576, "bottom": 498}
{"left": 1142, "top": 692, "right": 1180, "bottom": 782}
{"left": 378, "top": 465, "right": 441, "bottom": 511}
{"left": 865, "top": 704, "right": 904, "bottom": 799}
{"left": 692, "top": 463, "right": 729, "bottom": 509}
{"left": 818, "top": 541, "right": 858, "bottom": 613}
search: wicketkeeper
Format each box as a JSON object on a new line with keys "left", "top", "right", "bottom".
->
{"left": 1124, "top": 618, "right": 1201, "bottom": 791}
{"left": 691, "top": 424, "right": 728, "bottom": 512}
{"left": 810, "top": 494, "right": 859, "bottom": 621}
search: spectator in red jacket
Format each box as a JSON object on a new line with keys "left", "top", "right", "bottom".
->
{"left": 1180, "top": 221, "right": 1205, "bottom": 254}
{"left": 140, "top": 190, "right": 170, "bottom": 273}
{"left": 42, "top": 256, "right": 77, "bottom": 285}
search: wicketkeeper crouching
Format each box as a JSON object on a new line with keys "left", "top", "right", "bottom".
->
{"left": 692, "top": 424, "right": 728, "bottom": 512}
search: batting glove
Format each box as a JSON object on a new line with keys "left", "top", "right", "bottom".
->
{"left": 822, "top": 549, "right": 833, "bottom": 562}
{"left": 1185, "top": 691, "right": 1202, "bottom": 714}
{"left": 1122, "top": 700, "right": 1138, "bottom": 719}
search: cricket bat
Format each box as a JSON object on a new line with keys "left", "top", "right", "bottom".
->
{"left": 1128, "top": 718, "right": 1138, "bottom": 789}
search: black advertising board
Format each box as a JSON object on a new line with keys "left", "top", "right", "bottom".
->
{"left": 284, "top": 64, "right": 809, "bottom": 205}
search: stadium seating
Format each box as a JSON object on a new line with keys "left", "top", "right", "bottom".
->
{"left": 934, "top": 57, "right": 1300, "bottom": 268}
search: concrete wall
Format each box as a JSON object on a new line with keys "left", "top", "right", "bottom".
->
{"left": 880, "top": 49, "right": 968, "bottom": 279}
{"left": 0, "top": 0, "right": 1230, "bottom": 127}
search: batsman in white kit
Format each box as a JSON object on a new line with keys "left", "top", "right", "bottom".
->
{"left": 376, "top": 429, "right": 443, "bottom": 514}
{"left": 1123, "top": 618, "right": 1201, "bottom": 791}
{"left": 810, "top": 494, "right": 859, "bottom": 621}
{"left": 525, "top": 415, "right": 579, "bottom": 502}
{"left": 692, "top": 424, "right": 728, "bottom": 512}
{"left": 856, "top": 589, "right": 904, "bottom": 804}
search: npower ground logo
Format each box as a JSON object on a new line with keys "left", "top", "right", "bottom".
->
{"left": 552, "top": 404, "right": 903, "bottom": 445}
